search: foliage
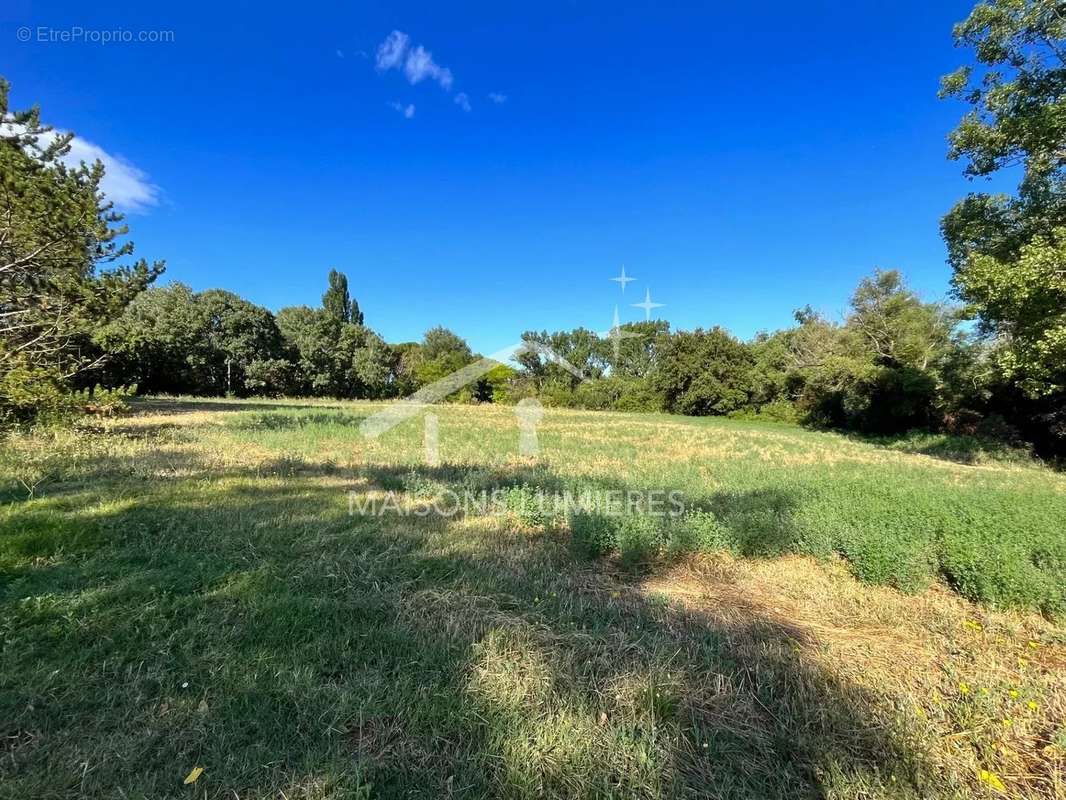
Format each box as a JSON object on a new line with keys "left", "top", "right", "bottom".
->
{"left": 568, "top": 509, "right": 621, "bottom": 557}
{"left": 941, "top": 0, "right": 1066, "bottom": 454}
{"left": 955, "top": 229, "right": 1066, "bottom": 395}
{"left": 322, "top": 267, "right": 363, "bottom": 325}
{"left": 414, "top": 326, "right": 475, "bottom": 384}
{"left": 517, "top": 327, "right": 607, "bottom": 391}
{"left": 652, "top": 327, "right": 755, "bottom": 416}
{"left": 100, "top": 284, "right": 291, "bottom": 396}
{"left": 0, "top": 78, "right": 162, "bottom": 422}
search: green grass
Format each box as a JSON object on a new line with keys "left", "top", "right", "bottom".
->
{"left": 1, "top": 397, "right": 1064, "bottom": 799}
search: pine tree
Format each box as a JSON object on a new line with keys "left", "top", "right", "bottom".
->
{"left": 0, "top": 78, "right": 163, "bottom": 421}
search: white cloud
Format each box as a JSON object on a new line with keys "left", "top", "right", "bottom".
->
{"left": 404, "top": 45, "right": 453, "bottom": 90}
{"left": 375, "top": 30, "right": 409, "bottom": 71}
{"left": 375, "top": 30, "right": 454, "bottom": 91}
{"left": 454, "top": 92, "right": 471, "bottom": 112}
{"left": 488, "top": 92, "right": 508, "bottom": 104}
{"left": 336, "top": 49, "right": 345, "bottom": 59}
{"left": 62, "top": 135, "right": 161, "bottom": 213}
{"left": 389, "top": 101, "right": 416, "bottom": 119}
{"left": 0, "top": 121, "right": 160, "bottom": 213}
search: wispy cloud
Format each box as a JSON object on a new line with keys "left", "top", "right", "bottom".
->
{"left": 389, "top": 101, "right": 416, "bottom": 119}
{"left": 488, "top": 92, "right": 508, "bottom": 104}
{"left": 1, "top": 122, "right": 161, "bottom": 213}
{"left": 335, "top": 49, "right": 345, "bottom": 59}
{"left": 376, "top": 31, "right": 408, "bottom": 71}
{"left": 454, "top": 92, "right": 471, "bottom": 112}
{"left": 63, "top": 135, "right": 161, "bottom": 212}
{"left": 375, "top": 30, "right": 453, "bottom": 91}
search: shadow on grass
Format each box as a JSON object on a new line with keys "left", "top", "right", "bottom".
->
{"left": 851, "top": 429, "right": 1043, "bottom": 469}
{"left": 227, "top": 412, "right": 371, "bottom": 431}
{"left": 0, "top": 452, "right": 946, "bottom": 799}
{"left": 129, "top": 397, "right": 350, "bottom": 415}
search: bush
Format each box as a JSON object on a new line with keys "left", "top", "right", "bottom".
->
{"left": 570, "top": 377, "right": 665, "bottom": 413}
{"left": 504, "top": 484, "right": 553, "bottom": 527}
{"left": 244, "top": 358, "right": 299, "bottom": 397}
{"left": 0, "top": 362, "right": 83, "bottom": 427}
{"left": 836, "top": 530, "right": 936, "bottom": 594}
{"left": 665, "top": 509, "right": 733, "bottom": 556}
{"left": 568, "top": 509, "right": 620, "bottom": 557}
{"left": 77, "top": 384, "right": 137, "bottom": 417}
{"left": 728, "top": 399, "right": 800, "bottom": 424}
{"left": 616, "top": 514, "right": 664, "bottom": 566}
{"left": 940, "top": 523, "right": 1064, "bottom": 615}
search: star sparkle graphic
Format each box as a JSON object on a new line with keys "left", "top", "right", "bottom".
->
{"left": 609, "top": 265, "right": 635, "bottom": 292}
{"left": 601, "top": 305, "right": 642, "bottom": 361}
{"left": 631, "top": 288, "right": 665, "bottom": 321}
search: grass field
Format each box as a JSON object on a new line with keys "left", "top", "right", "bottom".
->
{"left": 1, "top": 397, "right": 1065, "bottom": 799}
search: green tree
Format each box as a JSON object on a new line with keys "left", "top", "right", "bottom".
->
{"left": 97, "top": 284, "right": 208, "bottom": 394}
{"left": 847, "top": 270, "right": 957, "bottom": 373}
{"left": 416, "top": 326, "right": 476, "bottom": 385}
{"left": 198, "top": 289, "right": 289, "bottom": 395}
{"left": 651, "top": 327, "right": 755, "bottom": 416}
{"left": 99, "top": 285, "right": 292, "bottom": 396}
{"left": 787, "top": 272, "right": 961, "bottom": 433}
{"left": 517, "top": 327, "right": 607, "bottom": 391}
{"left": 276, "top": 305, "right": 397, "bottom": 398}
{"left": 350, "top": 298, "right": 365, "bottom": 327}
{"left": 335, "top": 323, "right": 396, "bottom": 398}
{"left": 606, "top": 320, "right": 670, "bottom": 378}
{"left": 0, "top": 79, "right": 163, "bottom": 420}
{"left": 277, "top": 306, "right": 343, "bottom": 395}
{"left": 941, "top": 2, "right": 1066, "bottom": 395}
{"left": 321, "top": 268, "right": 364, "bottom": 325}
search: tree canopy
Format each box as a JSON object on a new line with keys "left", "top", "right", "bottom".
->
{"left": 0, "top": 79, "right": 163, "bottom": 420}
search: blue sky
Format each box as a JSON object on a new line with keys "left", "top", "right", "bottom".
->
{"left": 3, "top": 0, "right": 1000, "bottom": 354}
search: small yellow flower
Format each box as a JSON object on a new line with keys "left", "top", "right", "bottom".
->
{"left": 978, "top": 769, "right": 1006, "bottom": 792}
{"left": 1027, "top": 640, "right": 1041, "bottom": 649}
{"left": 1018, "top": 657, "right": 1029, "bottom": 668}
{"left": 915, "top": 707, "right": 926, "bottom": 718}
{"left": 1009, "top": 689, "right": 1019, "bottom": 699}
{"left": 958, "top": 682, "right": 971, "bottom": 695}
{"left": 963, "top": 620, "right": 982, "bottom": 631}
{"left": 1002, "top": 718, "right": 1012, "bottom": 728}
{"left": 1027, "top": 701, "right": 1038, "bottom": 712}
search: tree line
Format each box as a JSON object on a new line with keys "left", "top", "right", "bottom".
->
{"left": 1, "top": 0, "right": 1064, "bottom": 456}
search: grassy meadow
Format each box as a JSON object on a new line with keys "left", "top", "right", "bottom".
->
{"left": 1, "top": 397, "right": 1065, "bottom": 799}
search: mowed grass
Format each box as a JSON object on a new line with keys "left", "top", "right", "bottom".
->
{"left": 0, "top": 397, "right": 1063, "bottom": 799}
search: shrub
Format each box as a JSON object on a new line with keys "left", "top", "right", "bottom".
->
{"left": 568, "top": 509, "right": 620, "bottom": 557}
{"left": 616, "top": 514, "right": 664, "bottom": 566}
{"left": 400, "top": 469, "right": 444, "bottom": 499}
{"left": 940, "top": 524, "right": 1063, "bottom": 615}
{"left": 505, "top": 484, "right": 553, "bottom": 527}
{"left": 835, "top": 527, "right": 935, "bottom": 594}
{"left": 0, "top": 362, "right": 83, "bottom": 427}
{"left": 728, "top": 400, "right": 800, "bottom": 424}
{"left": 665, "top": 509, "right": 733, "bottom": 556}
{"left": 76, "top": 384, "right": 137, "bottom": 417}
